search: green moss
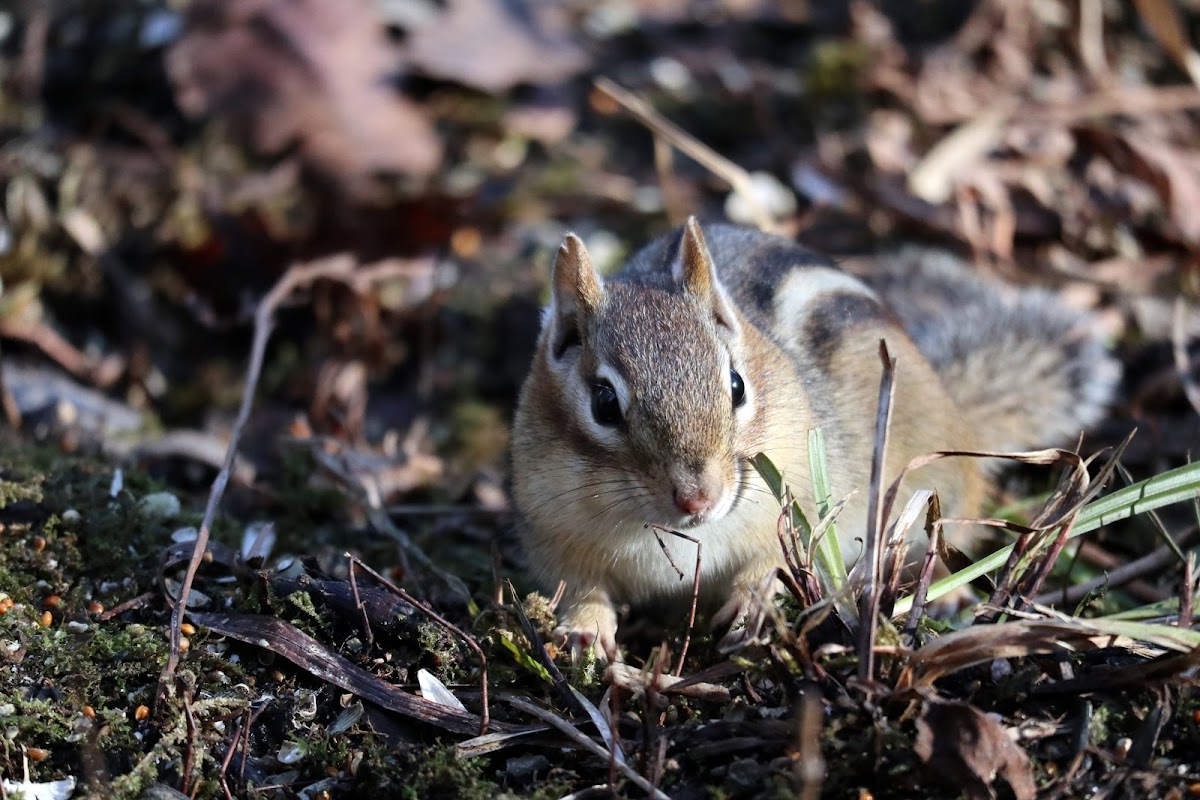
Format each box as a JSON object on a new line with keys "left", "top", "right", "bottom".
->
{"left": 0, "top": 475, "right": 44, "bottom": 507}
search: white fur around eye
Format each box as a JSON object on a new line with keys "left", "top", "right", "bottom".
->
{"left": 727, "top": 350, "right": 754, "bottom": 424}
{"left": 577, "top": 362, "right": 628, "bottom": 444}
{"left": 595, "top": 364, "right": 629, "bottom": 411}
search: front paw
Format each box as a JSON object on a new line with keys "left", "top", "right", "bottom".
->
{"left": 556, "top": 600, "right": 619, "bottom": 662}
{"left": 712, "top": 575, "right": 778, "bottom": 652}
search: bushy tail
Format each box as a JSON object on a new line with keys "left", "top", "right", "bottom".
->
{"left": 863, "top": 249, "right": 1121, "bottom": 454}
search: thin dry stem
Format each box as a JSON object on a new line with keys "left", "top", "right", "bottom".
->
{"left": 1181, "top": 555, "right": 1196, "bottom": 629}
{"left": 649, "top": 524, "right": 701, "bottom": 676}
{"left": 0, "top": 342, "right": 21, "bottom": 429}
{"left": 858, "top": 340, "right": 896, "bottom": 685}
{"left": 1172, "top": 298, "right": 1200, "bottom": 417}
{"left": 904, "top": 498, "right": 944, "bottom": 639}
{"left": 593, "top": 77, "right": 781, "bottom": 234}
{"left": 159, "top": 255, "right": 433, "bottom": 691}
{"left": 160, "top": 254, "right": 361, "bottom": 691}
{"left": 792, "top": 685, "right": 826, "bottom": 800}
{"left": 499, "top": 693, "right": 670, "bottom": 800}
{"left": 347, "top": 558, "right": 375, "bottom": 647}
{"left": 348, "top": 553, "right": 490, "bottom": 735}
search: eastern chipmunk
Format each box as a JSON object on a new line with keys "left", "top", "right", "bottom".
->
{"left": 511, "top": 218, "right": 1119, "bottom": 659}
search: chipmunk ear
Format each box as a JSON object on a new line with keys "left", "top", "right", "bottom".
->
{"left": 676, "top": 217, "right": 739, "bottom": 333}
{"left": 547, "top": 233, "right": 604, "bottom": 359}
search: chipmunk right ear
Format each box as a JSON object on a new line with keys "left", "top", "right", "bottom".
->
{"left": 548, "top": 233, "right": 603, "bottom": 359}
{"left": 677, "top": 217, "right": 741, "bottom": 335}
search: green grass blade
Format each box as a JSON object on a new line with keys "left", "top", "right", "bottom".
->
{"left": 750, "top": 452, "right": 784, "bottom": 500}
{"left": 893, "top": 460, "right": 1200, "bottom": 616}
{"left": 807, "top": 429, "right": 847, "bottom": 589}
{"left": 751, "top": 452, "right": 813, "bottom": 546}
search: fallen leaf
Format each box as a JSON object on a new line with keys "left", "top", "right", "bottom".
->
{"left": 908, "top": 100, "right": 1016, "bottom": 204}
{"left": 1, "top": 776, "right": 77, "bottom": 800}
{"left": 1133, "top": 0, "right": 1200, "bottom": 88}
{"left": 1119, "top": 131, "right": 1200, "bottom": 248}
{"left": 417, "top": 668, "right": 469, "bottom": 712}
{"left": 405, "top": 0, "right": 587, "bottom": 93}
{"left": 167, "top": 0, "right": 441, "bottom": 196}
{"left": 191, "top": 612, "right": 509, "bottom": 735}
{"left": 915, "top": 700, "right": 1035, "bottom": 800}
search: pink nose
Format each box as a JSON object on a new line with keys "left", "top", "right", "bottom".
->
{"left": 674, "top": 489, "right": 713, "bottom": 516}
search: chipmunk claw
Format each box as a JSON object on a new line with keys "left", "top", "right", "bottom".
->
{"left": 712, "top": 585, "right": 769, "bottom": 653}
{"left": 555, "top": 626, "right": 618, "bottom": 663}
{"left": 554, "top": 600, "right": 619, "bottom": 663}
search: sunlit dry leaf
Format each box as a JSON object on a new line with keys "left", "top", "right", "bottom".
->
{"left": 908, "top": 101, "right": 1016, "bottom": 204}
{"left": 1119, "top": 131, "right": 1200, "bottom": 247}
{"left": 167, "top": 0, "right": 441, "bottom": 195}
{"left": 191, "top": 612, "right": 503, "bottom": 734}
{"left": 915, "top": 700, "right": 1035, "bottom": 800}
{"left": 1133, "top": 0, "right": 1200, "bottom": 88}
{"left": 418, "top": 668, "right": 469, "bottom": 712}
{"left": 405, "top": 0, "right": 587, "bottom": 93}
{"left": 1, "top": 775, "right": 76, "bottom": 800}
{"left": 897, "top": 615, "right": 1200, "bottom": 690}
{"left": 606, "top": 663, "right": 731, "bottom": 703}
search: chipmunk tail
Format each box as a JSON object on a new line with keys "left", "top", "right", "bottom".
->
{"left": 864, "top": 249, "right": 1121, "bottom": 455}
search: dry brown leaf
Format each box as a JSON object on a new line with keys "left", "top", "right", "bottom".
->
{"left": 606, "top": 663, "right": 731, "bottom": 703}
{"left": 896, "top": 616, "right": 1200, "bottom": 691}
{"left": 908, "top": 100, "right": 1016, "bottom": 205}
{"left": 1119, "top": 131, "right": 1200, "bottom": 248}
{"left": 167, "top": 0, "right": 441, "bottom": 195}
{"left": 190, "top": 612, "right": 503, "bottom": 735}
{"left": 914, "top": 700, "right": 1036, "bottom": 800}
{"left": 1133, "top": 0, "right": 1200, "bottom": 88}
{"left": 405, "top": 0, "right": 587, "bottom": 93}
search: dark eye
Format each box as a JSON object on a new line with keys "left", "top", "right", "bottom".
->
{"left": 591, "top": 379, "right": 622, "bottom": 426}
{"left": 730, "top": 369, "right": 746, "bottom": 408}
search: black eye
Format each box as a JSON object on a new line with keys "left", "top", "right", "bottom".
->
{"left": 591, "top": 379, "right": 622, "bottom": 426}
{"left": 730, "top": 369, "right": 746, "bottom": 408}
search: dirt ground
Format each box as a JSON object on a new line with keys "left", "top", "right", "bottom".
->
{"left": 2, "top": 1, "right": 1200, "bottom": 798}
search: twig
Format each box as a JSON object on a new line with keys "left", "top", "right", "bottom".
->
{"left": 347, "top": 553, "right": 489, "bottom": 734}
{"left": 309, "top": 443, "right": 469, "bottom": 601}
{"left": 499, "top": 693, "right": 670, "bottom": 800}
{"left": 593, "top": 77, "right": 781, "bottom": 234}
{"left": 0, "top": 318, "right": 117, "bottom": 386}
{"left": 218, "top": 715, "right": 243, "bottom": 800}
{"left": 1032, "top": 529, "right": 1196, "bottom": 607}
{"left": 922, "top": 84, "right": 1200, "bottom": 126}
{"left": 1014, "top": 519, "right": 1078, "bottom": 611}
{"left": 1180, "top": 555, "right": 1195, "bottom": 629}
{"left": 1172, "top": 298, "right": 1200, "bottom": 417}
{"left": 792, "top": 685, "right": 826, "bottom": 800}
{"left": 858, "top": 340, "right": 896, "bottom": 686}
{"left": 649, "top": 524, "right": 702, "bottom": 676}
{"left": 503, "top": 580, "right": 589, "bottom": 719}
{"left": 606, "top": 685, "right": 621, "bottom": 794}
{"left": 97, "top": 591, "right": 156, "bottom": 621}
{"left": 904, "top": 504, "right": 943, "bottom": 640}
{"left": 181, "top": 687, "right": 198, "bottom": 797}
{"left": 159, "top": 254, "right": 378, "bottom": 691}
{"left": 0, "top": 341, "right": 22, "bottom": 429}
{"left": 347, "top": 558, "right": 375, "bottom": 647}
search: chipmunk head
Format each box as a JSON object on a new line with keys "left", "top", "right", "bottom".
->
{"left": 535, "top": 218, "right": 760, "bottom": 528}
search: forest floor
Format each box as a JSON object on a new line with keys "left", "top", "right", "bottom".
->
{"left": 2, "top": 1, "right": 1200, "bottom": 798}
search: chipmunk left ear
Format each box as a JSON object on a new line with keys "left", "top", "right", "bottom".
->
{"left": 676, "top": 217, "right": 739, "bottom": 334}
